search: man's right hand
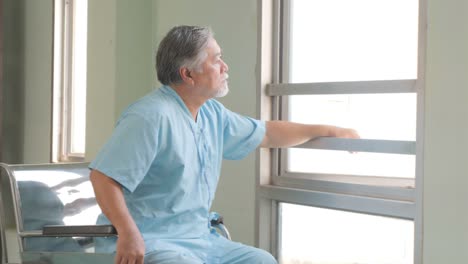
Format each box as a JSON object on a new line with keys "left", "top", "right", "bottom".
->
{"left": 89, "top": 170, "right": 146, "bottom": 264}
{"left": 115, "top": 231, "right": 146, "bottom": 264}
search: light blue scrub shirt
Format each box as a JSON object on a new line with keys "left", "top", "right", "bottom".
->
{"left": 89, "top": 86, "right": 265, "bottom": 253}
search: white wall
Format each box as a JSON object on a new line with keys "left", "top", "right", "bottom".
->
{"left": 153, "top": 0, "right": 259, "bottom": 245}
{"left": 423, "top": 0, "right": 468, "bottom": 262}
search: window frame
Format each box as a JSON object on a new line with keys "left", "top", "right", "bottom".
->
{"left": 52, "top": 0, "right": 87, "bottom": 162}
{"left": 256, "top": 0, "right": 426, "bottom": 262}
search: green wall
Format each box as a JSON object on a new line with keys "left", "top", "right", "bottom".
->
{"left": 2, "top": 0, "right": 52, "bottom": 164}
{"left": 423, "top": 0, "right": 468, "bottom": 262}
{"left": 2, "top": 0, "right": 24, "bottom": 163}
{"left": 85, "top": 0, "right": 155, "bottom": 159}
{"left": 115, "top": 0, "right": 155, "bottom": 120}
{"left": 85, "top": 0, "right": 117, "bottom": 159}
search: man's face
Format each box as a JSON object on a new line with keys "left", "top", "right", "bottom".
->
{"left": 191, "top": 37, "right": 229, "bottom": 98}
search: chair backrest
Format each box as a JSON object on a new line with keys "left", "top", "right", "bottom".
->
{"left": 0, "top": 162, "right": 114, "bottom": 264}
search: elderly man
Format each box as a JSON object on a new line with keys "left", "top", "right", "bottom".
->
{"left": 90, "top": 25, "right": 358, "bottom": 264}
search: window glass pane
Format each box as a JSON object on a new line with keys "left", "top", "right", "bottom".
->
{"left": 289, "top": 94, "right": 417, "bottom": 141}
{"left": 70, "top": 0, "right": 88, "bottom": 154}
{"left": 280, "top": 203, "right": 414, "bottom": 264}
{"left": 288, "top": 149, "right": 415, "bottom": 177}
{"left": 290, "top": 0, "right": 419, "bottom": 83}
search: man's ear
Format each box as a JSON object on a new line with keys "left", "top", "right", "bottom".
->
{"left": 179, "top": 67, "right": 194, "bottom": 85}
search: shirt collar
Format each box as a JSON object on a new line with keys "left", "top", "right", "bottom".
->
{"left": 160, "top": 85, "right": 201, "bottom": 127}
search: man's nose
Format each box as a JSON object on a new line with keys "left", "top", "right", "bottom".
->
{"left": 222, "top": 60, "right": 229, "bottom": 72}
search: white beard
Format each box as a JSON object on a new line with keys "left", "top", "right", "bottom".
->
{"left": 214, "top": 83, "right": 229, "bottom": 98}
{"left": 215, "top": 74, "right": 229, "bottom": 98}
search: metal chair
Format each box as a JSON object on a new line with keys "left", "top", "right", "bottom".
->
{"left": 0, "top": 162, "right": 230, "bottom": 264}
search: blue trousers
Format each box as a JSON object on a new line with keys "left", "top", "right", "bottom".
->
{"left": 143, "top": 232, "right": 277, "bottom": 264}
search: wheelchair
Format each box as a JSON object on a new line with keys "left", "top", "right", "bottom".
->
{"left": 0, "top": 162, "right": 230, "bottom": 264}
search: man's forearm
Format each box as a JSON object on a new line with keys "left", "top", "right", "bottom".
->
{"left": 89, "top": 170, "right": 140, "bottom": 236}
{"left": 260, "top": 120, "right": 358, "bottom": 148}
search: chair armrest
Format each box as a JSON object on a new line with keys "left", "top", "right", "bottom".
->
{"left": 210, "top": 215, "right": 225, "bottom": 226}
{"left": 42, "top": 225, "right": 117, "bottom": 237}
{"left": 209, "top": 211, "right": 225, "bottom": 226}
{"left": 209, "top": 212, "right": 231, "bottom": 240}
{"left": 211, "top": 223, "right": 231, "bottom": 240}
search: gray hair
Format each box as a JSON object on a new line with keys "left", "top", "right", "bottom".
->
{"left": 156, "top": 25, "right": 213, "bottom": 85}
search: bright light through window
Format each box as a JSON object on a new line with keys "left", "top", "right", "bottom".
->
{"left": 54, "top": 0, "right": 88, "bottom": 161}
{"left": 287, "top": 0, "right": 418, "bottom": 177}
{"left": 289, "top": 149, "right": 415, "bottom": 177}
{"left": 288, "top": 93, "right": 417, "bottom": 177}
{"left": 290, "top": 94, "right": 417, "bottom": 141}
{"left": 280, "top": 203, "right": 414, "bottom": 264}
{"left": 290, "top": 0, "right": 419, "bottom": 83}
{"left": 279, "top": 0, "right": 420, "bottom": 262}
{"left": 70, "top": 0, "right": 88, "bottom": 155}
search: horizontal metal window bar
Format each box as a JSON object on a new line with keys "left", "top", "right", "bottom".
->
{"left": 267, "top": 79, "right": 416, "bottom": 96}
{"left": 280, "top": 172, "right": 415, "bottom": 188}
{"left": 274, "top": 173, "right": 415, "bottom": 202}
{"left": 18, "top": 231, "right": 43, "bottom": 237}
{"left": 290, "top": 137, "right": 416, "bottom": 155}
{"left": 258, "top": 185, "right": 415, "bottom": 220}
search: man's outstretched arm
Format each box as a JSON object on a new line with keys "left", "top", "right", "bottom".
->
{"left": 260, "top": 120, "right": 359, "bottom": 148}
{"left": 90, "top": 170, "right": 145, "bottom": 264}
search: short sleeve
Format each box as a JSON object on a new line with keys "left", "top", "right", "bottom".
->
{"left": 89, "top": 113, "right": 159, "bottom": 192}
{"left": 222, "top": 109, "right": 266, "bottom": 160}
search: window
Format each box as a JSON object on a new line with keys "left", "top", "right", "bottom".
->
{"left": 257, "top": 0, "right": 425, "bottom": 263}
{"left": 52, "top": 0, "right": 88, "bottom": 162}
{"left": 280, "top": 203, "right": 414, "bottom": 263}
